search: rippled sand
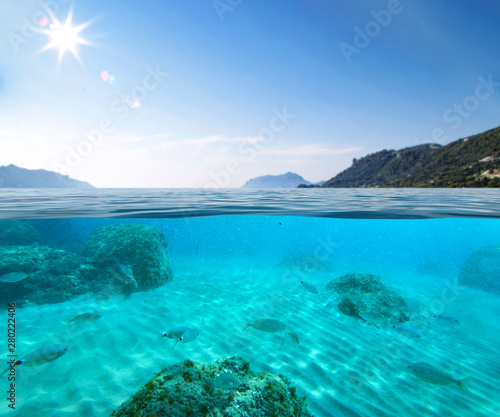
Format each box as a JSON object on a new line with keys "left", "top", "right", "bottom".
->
{"left": 2, "top": 257, "right": 500, "bottom": 417}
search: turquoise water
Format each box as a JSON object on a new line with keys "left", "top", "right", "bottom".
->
{"left": 1, "top": 190, "right": 500, "bottom": 416}
{"left": 1, "top": 188, "right": 500, "bottom": 218}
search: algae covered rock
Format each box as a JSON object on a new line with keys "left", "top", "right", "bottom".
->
{"left": 82, "top": 224, "right": 173, "bottom": 292}
{"left": 0, "top": 245, "right": 89, "bottom": 306}
{"left": 459, "top": 245, "right": 500, "bottom": 295}
{"left": 110, "top": 356, "right": 312, "bottom": 417}
{"left": 0, "top": 220, "right": 43, "bottom": 246}
{"left": 0, "top": 223, "right": 174, "bottom": 306}
{"left": 326, "top": 273, "right": 410, "bottom": 326}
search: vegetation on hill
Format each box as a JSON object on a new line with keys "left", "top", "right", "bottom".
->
{"left": 322, "top": 126, "right": 500, "bottom": 188}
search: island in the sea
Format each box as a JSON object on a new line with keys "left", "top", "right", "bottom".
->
{"left": 242, "top": 172, "right": 320, "bottom": 188}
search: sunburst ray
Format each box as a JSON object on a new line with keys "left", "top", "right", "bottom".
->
{"left": 38, "top": 8, "right": 93, "bottom": 66}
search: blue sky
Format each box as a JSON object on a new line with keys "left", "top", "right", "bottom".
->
{"left": 1, "top": 0, "right": 499, "bottom": 187}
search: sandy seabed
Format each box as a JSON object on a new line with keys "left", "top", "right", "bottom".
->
{"left": 1, "top": 256, "right": 500, "bottom": 417}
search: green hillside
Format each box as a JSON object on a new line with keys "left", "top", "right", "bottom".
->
{"left": 322, "top": 126, "right": 500, "bottom": 188}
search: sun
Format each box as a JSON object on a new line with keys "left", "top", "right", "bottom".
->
{"left": 39, "top": 9, "right": 92, "bottom": 65}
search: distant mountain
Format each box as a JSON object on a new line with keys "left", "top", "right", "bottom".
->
{"left": 322, "top": 126, "right": 500, "bottom": 188}
{"left": 242, "top": 172, "right": 311, "bottom": 188}
{"left": 0, "top": 164, "right": 95, "bottom": 189}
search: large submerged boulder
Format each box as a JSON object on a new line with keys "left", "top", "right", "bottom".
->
{"left": 110, "top": 356, "right": 312, "bottom": 417}
{"left": 82, "top": 224, "right": 173, "bottom": 293}
{"left": 0, "top": 220, "right": 43, "bottom": 246}
{"left": 326, "top": 273, "right": 410, "bottom": 326}
{"left": 459, "top": 245, "right": 500, "bottom": 295}
{"left": 0, "top": 245, "right": 89, "bottom": 306}
{"left": 0, "top": 223, "right": 174, "bottom": 306}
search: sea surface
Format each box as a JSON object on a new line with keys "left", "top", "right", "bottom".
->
{"left": 0, "top": 188, "right": 499, "bottom": 417}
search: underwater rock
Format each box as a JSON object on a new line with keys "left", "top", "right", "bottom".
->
{"left": 0, "top": 224, "right": 174, "bottom": 306}
{"left": 0, "top": 245, "right": 89, "bottom": 306}
{"left": 82, "top": 224, "right": 173, "bottom": 293}
{"left": 325, "top": 273, "right": 410, "bottom": 326}
{"left": 0, "top": 220, "right": 43, "bottom": 246}
{"left": 459, "top": 245, "right": 500, "bottom": 295}
{"left": 110, "top": 356, "right": 312, "bottom": 417}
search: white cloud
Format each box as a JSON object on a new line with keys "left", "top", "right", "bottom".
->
{"left": 1, "top": 125, "right": 363, "bottom": 187}
{"left": 183, "top": 135, "right": 226, "bottom": 145}
{"left": 262, "top": 144, "right": 362, "bottom": 157}
{"left": 107, "top": 133, "right": 172, "bottom": 143}
{"left": 28, "top": 135, "right": 49, "bottom": 148}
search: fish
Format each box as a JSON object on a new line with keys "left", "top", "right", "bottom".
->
{"left": 243, "top": 319, "right": 288, "bottom": 333}
{"left": 359, "top": 310, "right": 387, "bottom": 328}
{"left": 162, "top": 327, "right": 199, "bottom": 346}
{"left": 66, "top": 312, "right": 101, "bottom": 326}
{"left": 162, "top": 326, "right": 189, "bottom": 339}
{"left": 301, "top": 281, "right": 318, "bottom": 294}
{"left": 1, "top": 344, "right": 69, "bottom": 376}
{"left": 0, "top": 272, "right": 28, "bottom": 283}
{"left": 433, "top": 314, "right": 459, "bottom": 323}
{"left": 286, "top": 331, "right": 300, "bottom": 344}
{"left": 209, "top": 371, "right": 240, "bottom": 393}
{"left": 393, "top": 325, "right": 421, "bottom": 338}
{"left": 117, "top": 264, "right": 133, "bottom": 278}
{"left": 179, "top": 328, "right": 199, "bottom": 344}
{"left": 408, "top": 362, "right": 471, "bottom": 389}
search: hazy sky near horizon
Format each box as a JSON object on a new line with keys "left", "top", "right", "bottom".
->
{"left": 1, "top": 0, "right": 499, "bottom": 187}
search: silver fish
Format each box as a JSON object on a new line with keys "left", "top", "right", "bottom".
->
{"left": 179, "top": 328, "right": 199, "bottom": 344}
{"left": 209, "top": 372, "right": 240, "bottom": 393}
{"left": 162, "top": 326, "right": 189, "bottom": 339}
{"left": 409, "top": 362, "right": 471, "bottom": 389}
{"left": 434, "top": 314, "right": 459, "bottom": 323}
{"left": 0, "top": 272, "right": 28, "bottom": 283}
{"left": 1, "top": 344, "right": 68, "bottom": 376}
{"left": 394, "top": 325, "right": 421, "bottom": 338}
{"left": 67, "top": 312, "right": 101, "bottom": 326}
{"left": 117, "top": 264, "right": 133, "bottom": 278}
{"left": 301, "top": 281, "right": 318, "bottom": 294}
{"left": 243, "top": 319, "right": 287, "bottom": 333}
